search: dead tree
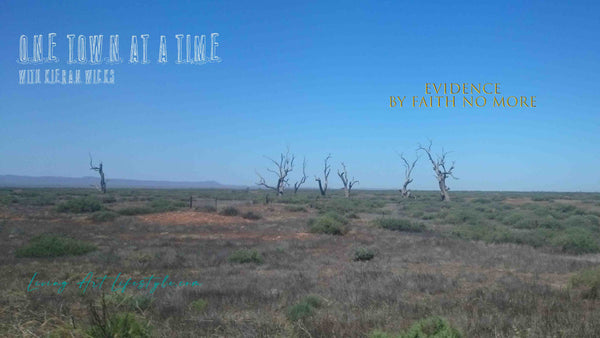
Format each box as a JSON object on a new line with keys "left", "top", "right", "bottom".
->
{"left": 399, "top": 152, "right": 419, "bottom": 198}
{"left": 417, "top": 141, "right": 457, "bottom": 201}
{"left": 314, "top": 154, "right": 332, "bottom": 196}
{"left": 256, "top": 148, "right": 295, "bottom": 196}
{"left": 89, "top": 154, "right": 106, "bottom": 194}
{"left": 293, "top": 157, "right": 307, "bottom": 194}
{"left": 337, "top": 162, "right": 358, "bottom": 198}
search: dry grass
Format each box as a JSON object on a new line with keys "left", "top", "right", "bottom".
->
{"left": 1, "top": 188, "right": 600, "bottom": 337}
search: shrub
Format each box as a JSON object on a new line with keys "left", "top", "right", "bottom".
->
{"left": 190, "top": 299, "right": 208, "bottom": 312}
{"left": 550, "top": 228, "right": 600, "bottom": 254}
{"left": 220, "top": 206, "right": 240, "bottom": 216}
{"left": 16, "top": 234, "right": 97, "bottom": 258}
{"left": 308, "top": 212, "right": 349, "bottom": 235}
{"left": 570, "top": 267, "right": 600, "bottom": 299}
{"left": 89, "top": 211, "right": 119, "bottom": 222}
{"left": 228, "top": 249, "right": 263, "bottom": 264}
{"left": 242, "top": 211, "right": 262, "bottom": 220}
{"left": 287, "top": 295, "right": 324, "bottom": 322}
{"left": 354, "top": 247, "right": 375, "bottom": 261}
{"left": 376, "top": 218, "right": 425, "bottom": 232}
{"left": 56, "top": 197, "right": 103, "bottom": 213}
{"left": 369, "top": 316, "right": 462, "bottom": 338}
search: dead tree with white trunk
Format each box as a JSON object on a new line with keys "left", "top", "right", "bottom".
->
{"left": 399, "top": 152, "right": 419, "bottom": 198}
{"left": 314, "top": 154, "right": 332, "bottom": 196}
{"left": 89, "top": 154, "right": 106, "bottom": 194}
{"left": 337, "top": 162, "right": 358, "bottom": 198}
{"left": 256, "top": 148, "right": 295, "bottom": 196}
{"left": 293, "top": 157, "right": 307, "bottom": 194}
{"left": 417, "top": 141, "right": 457, "bottom": 201}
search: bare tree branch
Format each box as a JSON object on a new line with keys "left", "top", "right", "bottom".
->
{"left": 255, "top": 147, "right": 295, "bottom": 196}
{"left": 337, "top": 162, "right": 358, "bottom": 198}
{"left": 417, "top": 140, "right": 457, "bottom": 201}
{"left": 89, "top": 153, "right": 106, "bottom": 194}
{"left": 398, "top": 152, "right": 419, "bottom": 198}
{"left": 315, "top": 154, "right": 332, "bottom": 196}
{"left": 294, "top": 157, "right": 308, "bottom": 194}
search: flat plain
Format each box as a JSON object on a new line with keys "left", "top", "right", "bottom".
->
{"left": 1, "top": 188, "right": 600, "bottom": 337}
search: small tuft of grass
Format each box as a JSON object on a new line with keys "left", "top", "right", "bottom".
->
{"left": 287, "top": 295, "right": 324, "bottom": 322}
{"left": 16, "top": 234, "right": 97, "bottom": 258}
{"left": 228, "top": 248, "right": 263, "bottom": 264}
{"left": 189, "top": 299, "right": 208, "bottom": 312}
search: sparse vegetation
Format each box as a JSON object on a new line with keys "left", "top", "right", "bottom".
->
{"left": 220, "top": 206, "right": 240, "bottom": 216}
{"left": 308, "top": 212, "right": 349, "bottom": 235}
{"left": 287, "top": 295, "right": 324, "bottom": 322}
{"left": 4, "top": 188, "right": 600, "bottom": 337}
{"left": 89, "top": 210, "right": 119, "bottom": 222}
{"left": 56, "top": 197, "right": 103, "bottom": 213}
{"left": 376, "top": 217, "right": 425, "bottom": 232}
{"left": 242, "top": 211, "right": 262, "bottom": 220}
{"left": 353, "top": 247, "right": 375, "bottom": 261}
{"left": 16, "top": 234, "right": 96, "bottom": 258}
{"left": 228, "top": 248, "right": 263, "bottom": 264}
{"left": 370, "top": 316, "right": 462, "bottom": 338}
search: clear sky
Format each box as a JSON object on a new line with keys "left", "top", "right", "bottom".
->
{"left": 1, "top": 1, "right": 599, "bottom": 191}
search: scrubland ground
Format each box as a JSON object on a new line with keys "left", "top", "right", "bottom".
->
{"left": 1, "top": 188, "right": 600, "bottom": 337}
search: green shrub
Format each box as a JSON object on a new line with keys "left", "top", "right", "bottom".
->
{"left": 89, "top": 211, "right": 119, "bottom": 222}
{"left": 354, "top": 247, "right": 375, "bottom": 261}
{"left": 308, "top": 212, "right": 349, "bottom": 235}
{"left": 220, "top": 206, "right": 240, "bottom": 216}
{"left": 287, "top": 295, "right": 324, "bottom": 322}
{"left": 570, "top": 267, "right": 600, "bottom": 299}
{"left": 550, "top": 228, "right": 600, "bottom": 254}
{"left": 228, "top": 249, "right": 263, "bottom": 264}
{"left": 88, "top": 312, "right": 151, "bottom": 338}
{"left": 16, "top": 234, "right": 96, "bottom": 258}
{"left": 369, "top": 316, "right": 462, "bottom": 338}
{"left": 242, "top": 211, "right": 262, "bottom": 220}
{"left": 56, "top": 197, "right": 103, "bottom": 213}
{"left": 190, "top": 299, "right": 208, "bottom": 312}
{"left": 376, "top": 218, "right": 425, "bottom": 232}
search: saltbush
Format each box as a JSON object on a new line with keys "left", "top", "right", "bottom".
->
{"left": 16, "top": 234, "right": 97, "bottom": 258}
{"left": 228, "top": 249, "right": 263, "bottom": 264}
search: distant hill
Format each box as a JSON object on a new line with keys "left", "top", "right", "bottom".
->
{"left": 0, "top": 175, "right": 247, "bottom": 189}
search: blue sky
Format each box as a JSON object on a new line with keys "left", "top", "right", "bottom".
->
{"left": 0, "top": 1, "right": 599, "bottom": 191}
